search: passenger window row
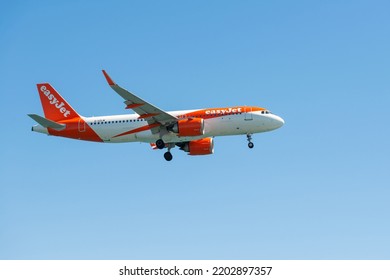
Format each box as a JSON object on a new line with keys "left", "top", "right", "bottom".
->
{"left": 90, "top": 119, "right": 145, "bottom": 125}
{"left": 90, "top": 111, "right": 250, "bottom": 125}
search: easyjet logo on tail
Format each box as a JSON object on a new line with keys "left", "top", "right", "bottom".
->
{"left": 40, "top": 85, "right": 71, "bottom": 117}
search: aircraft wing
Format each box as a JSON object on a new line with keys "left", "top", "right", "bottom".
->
{"left": 102, "top": 70, "right": 177, "bottom": 134}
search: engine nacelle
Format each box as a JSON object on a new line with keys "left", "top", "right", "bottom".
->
{"left": 180, "top": 138, "right": 214, "bottom": 156}
{"left": 169, "top": 118, "right": 205, "bottom": 137}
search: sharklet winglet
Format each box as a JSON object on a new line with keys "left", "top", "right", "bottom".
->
{"left": 102, "top": 70, "right": 115, "bottom": 86}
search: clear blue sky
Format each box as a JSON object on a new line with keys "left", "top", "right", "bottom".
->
{"left": 1, "top": 0, "right": 389, "bottom": 259}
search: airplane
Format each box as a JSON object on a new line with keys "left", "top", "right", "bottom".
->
{"left": 28, "top": 70, "right": 284, "bottom": 161}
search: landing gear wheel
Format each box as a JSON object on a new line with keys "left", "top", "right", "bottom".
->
{"left": 246, "top": 133, "right": 254, "bottom": 149}
{"left": 156, "top": 139, "right": 165, "bottom": 149}
{"left": 164, "top": 152, "right": 173, "bottom": 161}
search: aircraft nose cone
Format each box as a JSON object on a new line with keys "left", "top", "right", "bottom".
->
{"left": 272, "top": 115, "right": 284, "bottom": 129}
{"left": 276, "top": 116, "right": 284, "bottom": 128}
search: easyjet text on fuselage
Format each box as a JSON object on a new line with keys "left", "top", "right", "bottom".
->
{"left": 205, "top": 107, "right": 243, "bottom": 115}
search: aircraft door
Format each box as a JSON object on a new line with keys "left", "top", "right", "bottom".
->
{"left": 78, "top": 118, "right": 86, "bottom": 132}
{"left": 244, "top": 107, "right": 253, "bottom": 121}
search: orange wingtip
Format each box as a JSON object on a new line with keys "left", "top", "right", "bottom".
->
{"left": 102, "top": 70, "right": 115, "bottom": 86}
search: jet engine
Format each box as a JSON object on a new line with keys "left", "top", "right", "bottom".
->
{"left": 178, "top": 138, "right": 214, "bottom": 155}
{"left": 168, "top": 118, "right": 205, "bottom": 137}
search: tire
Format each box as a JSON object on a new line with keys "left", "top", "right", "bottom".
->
{"left": 248, "top": 142, "right": 254, "bottom": 149}
{"left": 164, "top": 152, "right": 173, "bottom": 161}
{"left": 156, "top": 139, "right": 165, "bottom": 149}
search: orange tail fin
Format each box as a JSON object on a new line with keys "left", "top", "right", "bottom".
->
{"left": 37, "top": 83, "right": 80, "bottom": 121}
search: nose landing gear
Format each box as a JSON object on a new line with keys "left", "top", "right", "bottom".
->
{"left": 247, "top": 133, "right": 254, "bottom": 149}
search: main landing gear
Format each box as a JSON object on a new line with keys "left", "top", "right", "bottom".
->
{"left": 164, "top": 151, "right": 173, "bottom": 161}
{"left": 155, "top": 138, "right": 174, "bottom": 161}
{"left": 247, "top": 133, "right": 254, "bottom": 149}
{"left": 156, "top": 139, "right": 165, "bottom": 150}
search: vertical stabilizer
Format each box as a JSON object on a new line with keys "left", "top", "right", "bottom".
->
{"left": 37, "top": 83, "right": 80, "bottom": 121}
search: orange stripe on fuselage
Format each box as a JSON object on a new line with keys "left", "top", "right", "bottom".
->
{"left": 113, "top": 123, "right": 160, "bottom": 138}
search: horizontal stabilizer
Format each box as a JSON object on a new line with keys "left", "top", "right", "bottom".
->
{"left": 28, "top": 114, "right": 66, "bottom": 131}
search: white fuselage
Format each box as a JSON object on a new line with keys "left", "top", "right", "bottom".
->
{"left": 76, "top": 109, "right": 284, "bottom": 143}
